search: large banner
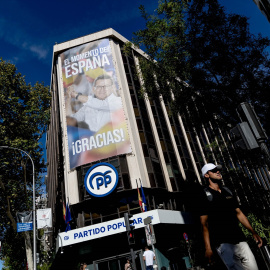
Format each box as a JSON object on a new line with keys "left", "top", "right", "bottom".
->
{"left": 60, "top": 38, "right": 132, "bottom": 169}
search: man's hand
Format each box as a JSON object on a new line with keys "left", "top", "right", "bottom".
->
{"left": 253, "top": 233, "right": 263, "bottom": 248}
{"left": 66, "top": 85, "right": 77, "bottom": 98}
{"left": 205, "top": 248, "right": 214, "bottom": 264}
{"left": 236, "top": 208, "right": 263, "bottom": 248}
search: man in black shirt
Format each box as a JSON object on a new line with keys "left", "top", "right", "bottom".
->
{"left": 199, "top": 163, "right": 262, "bottom": 269}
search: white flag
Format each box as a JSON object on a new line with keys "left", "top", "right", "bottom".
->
{"left": 37, "top": 208, "right": 52, "bottom": 229}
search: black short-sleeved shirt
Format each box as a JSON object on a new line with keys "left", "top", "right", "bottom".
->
{"left": 198, "top": 186, "right": 246, "bottom": 247}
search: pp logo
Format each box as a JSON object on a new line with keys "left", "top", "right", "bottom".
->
{"left": 84, "top": 162, "right": 119, "bottom": 197}
{"left": 64, "top": 236, "right": 69, "bottom": 240}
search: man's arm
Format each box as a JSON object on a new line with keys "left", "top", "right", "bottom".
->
{"left": 152, "top": 251, "right": 156, "bottom": 261}
{"left": 236, "top": 208, "right": 263, "bottom": 247}
{"left": 67, "top": 85, "right": 88, "bottom": 104}
{"left": 65, "top": 85, "right": 87, "bottom": 116}
{"left": 200, "top": 215, "right": 214, "bottom": 263}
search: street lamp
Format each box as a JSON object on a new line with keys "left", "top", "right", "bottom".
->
{"left": 0, "top": 146, "right": 37, "bottom": 270}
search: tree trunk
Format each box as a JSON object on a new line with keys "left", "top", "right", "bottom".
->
{"left": 24, "top": 231, "right": 34, "bottom": 270}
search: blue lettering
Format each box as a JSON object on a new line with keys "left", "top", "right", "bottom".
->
{"left": 95, "top": 228, "right": 100, "bottom": 234}
{"left": 107, "top": 225, "right": 112, "bottom": 231}
{"left": 84, "top": 231, "right": 88, "bottom": 237}
{"left": 90, "top": 171, "right": 112, "bottom": 190}
{"left": 138, "top": 217, "right": 143, "bottom": 224}
{"left": 104, "top": 174, "right": 111, "bottom": 187}
{"left": 96, "top": 177, "right": 103, "bottom": 190}
{"left": 100, "top": 226, "right": 105, "bottom": 233}
{"left": 79, "top": 232, "right": 83, "bottom": 238}
{"left": 74, "top": 233, "right": 78, "bottom": 239}
{"left": 112, "top": 224, "right": 117, "bottom": 230}
{"left": 118, "top": 222, "right": 123, "bottom": 229}
{"left": 88, "top": 229, "right": 92, "bottom": 235}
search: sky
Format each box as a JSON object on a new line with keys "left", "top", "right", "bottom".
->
{"left": 0, "top": 0, "right": 269, "bottom": 268}
{"left": 0, "top": 0, "right": 269, "bottom": 88}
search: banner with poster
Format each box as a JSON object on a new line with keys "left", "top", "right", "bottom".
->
{"left": 36, "top": 208, "right": 52, "bottom": 229}
{"left": 60, "top": 38, "right": 132, "bottom": 169}
{"left": 145, "top": 224, "right": 156, "bottom": 246}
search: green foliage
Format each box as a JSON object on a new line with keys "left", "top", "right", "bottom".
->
{"left": 0, "top": 58, "right": 51, "bottom": 269}
{"left": 37, "top": 262, "right": 52, "bottom": 270}
{"left": 133, "top": 1, "right": 270, "bottom": 246}
{"left": 122, "top": 41, "right": 134, "bottom": 57}
{"left": 1, "top": 229, "right": 27, "bottom": 270}
{"left": 0, "top": 59, "right": 50, "bottom": 146}
{"left": 131, "top": 0, "right": 191, "bottom": 112}
{"left": 186, "top": 0, "right": 270, "bottom": 132}
{"left": 240, "top": 213, "right": 270, "bottom": 246}
{"left": 131, "top": 0, "right": 270, "bottom": 136}
{"left": 36, "top": 229, "right": 54, "bottom": 267}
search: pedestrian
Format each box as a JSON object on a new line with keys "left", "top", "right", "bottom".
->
{"left": 199, "top": 163, "right": 263, "bottom": 269}
{"left": 143, "top": 246, "right": 156, "bottom": 270}
{"left": 79, "top": 262, "right": 88, "bottom": 270}
{"left": 125, "top": 259, "right": 132, "bottom": 270}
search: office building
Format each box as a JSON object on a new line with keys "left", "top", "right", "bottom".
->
{"left": 46, "top": 28, "right": 270, "bottom": 269}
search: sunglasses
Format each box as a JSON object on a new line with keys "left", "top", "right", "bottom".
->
{"left": 209, "top": 168, "right": 220, "bottom": 173}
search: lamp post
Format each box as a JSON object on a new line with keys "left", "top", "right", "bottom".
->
{"left": 0, "top": 146, "right": 36, "bottom": 270}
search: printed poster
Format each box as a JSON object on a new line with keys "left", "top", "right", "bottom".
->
{"left": 60, "top": 38, "right": 132, "bottom": 169}
{"left": 37, "top": 208, "right": 52, "bottom": 229}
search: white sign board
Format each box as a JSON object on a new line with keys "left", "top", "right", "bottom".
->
{"left": 37, "top": 208, "right": 52, "bottom": 229}
{"left": 57, "top": 209, "right": 192, "bottom": 249}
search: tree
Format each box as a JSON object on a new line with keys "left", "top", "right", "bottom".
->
{"left": 131, "top": 0, "right": 191, "bottom": 109}
{"left": 131, "top": 2, "right": 270, "bottom": 265}
{"left": 132, "top": 0, "right": 270, "bottom": 135}
{"left": 186, "top": 0, "right": 270, "bottom": 132}
{"left": 0, "top": 58, "right": 51, "bottom": 270}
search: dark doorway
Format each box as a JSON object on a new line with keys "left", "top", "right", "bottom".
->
{"left": 93, "top": 250, "right": 145, "bottom": 270}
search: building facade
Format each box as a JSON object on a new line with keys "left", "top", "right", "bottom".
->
{"left": 46, "top": 29, "right": 270, "bottom": 269}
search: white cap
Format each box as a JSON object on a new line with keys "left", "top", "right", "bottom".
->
{"left": 201, "top": 163, "right": 222, "bottom": 177}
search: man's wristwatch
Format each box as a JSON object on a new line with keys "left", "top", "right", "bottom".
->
{"left": 75, "top": 92, "right": 82, "bottom": 100}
